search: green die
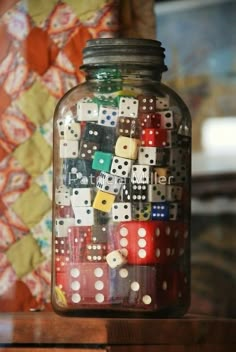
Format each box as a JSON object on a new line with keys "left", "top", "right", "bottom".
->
{"left": 92, "top": 151, "right": 113, "bottom": 172}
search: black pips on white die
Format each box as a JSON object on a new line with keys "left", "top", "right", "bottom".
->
{"left": 60, "top": 140, "right": 79, "bottom": 158}
{"left": 77, "top": 101, "right": 98, "bottom": 121}
{"left": 131, "top": 184, "right": 148, "bottom": 202}
{"left": 70, "top": 187, "right": 92, "bottom": 207}
{"left": 55, "top": 186, "right": 70, "bottom": 206}
{"left": 73, "top": 206, "right": 94, "bottom": 226}
{"left": 131, "top": 165, "right": 150, "bottom": 184}
{"left": 110, "top": 156, "right": 133, "bottom": 178}
{"left": 96, "top": 172, "right": 123, "bottom": 195}
{"left": 112, "top": 202, "right": 132, "bottom": 221}
{"left": 169, "top": 147, "right": 187, "bottom": 166}
{"left": 159, "top": 110, "right": 174, "bottom": 129}
{"left": 57, "top": 118, "right": 65, "bottom": 138}
{"left": 148, "top": 184, "right": 166, "bottom": 202}
{"left": 166, "top": 185, "right": 183, "bottom": 201}
{"left": 138, "top": 146, "right": 156, "bottom": 166}
{"left": 106, "top": 249, "right": 127, "bottom": 269}
{"left": 156, "top": 95, "right": 170, "bottom": 110}
{"left": 170, "top": 165, "right": 188, "bottom": 184}
{"left": 64, "top": 121, "right": 81, "bottom": 140}
{"left": 118, "top": 97, "right": 139, "bottom": 118}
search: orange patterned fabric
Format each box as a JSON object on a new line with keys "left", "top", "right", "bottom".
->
{"left": 0, "top": 0, "right": 120, "bottom": 312}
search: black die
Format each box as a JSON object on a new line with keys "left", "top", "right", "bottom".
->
{"left": 131, "top": 184, "right": 148, "bottom": 202}
{"left": 117, "top": 117, "right": 139, "bottom": 138}
{"left": 138, "top": 95, "right": 156, "bottom": 113}
{"left": 79, "top": 141, "right": 99, "bottom": 160}
{"left": 63, "top": 158, "right": 93, "bottom": 187}
{"left": 83, "top": 122, "right": 103, "bottom": 144}
{"left": 100, "top": 126, "right": 117, "bottom": 153}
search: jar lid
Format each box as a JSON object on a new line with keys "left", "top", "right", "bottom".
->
{"left": 82, "top": 38, "right": 167, "bottom": 71}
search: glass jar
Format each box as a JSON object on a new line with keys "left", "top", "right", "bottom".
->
{"left": 52, "top": 38, "right": 191, "bottom": 318}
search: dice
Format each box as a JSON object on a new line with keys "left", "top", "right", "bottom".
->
{"left": 110, "top": 156, "right": 133, "bottom": 178}
{"left": 111, "top": 265, "right": 157, "bottom": 308}
{"left": 156, "top": 95, "right": 170, "bottom": 110}
{"left": 57, "top": 118, "right": 65, "bottom": 138}
{"left": 98, "top": 106, "right": 119, "bottom": 127}
{"left": 117, "top": 221, "right": 180, "bottom": 265}
{"left": 93, "top": 190, "right": 115, "bottom": 213}
{"left": 60, "top": 140, "right": 79, "bottom": 158}
{"left": 138, "top": 95, "right": 156, "bottom": 113}
{"left": 131, "top": 164, "right": 150, "bottom": 184}
{"left": 148, "top": 184, "right": 166, "bottom": 202}
{"left": 55, "top": 237, "right": 69, "bottom": 256}
{"left": 70, "top": 187, "right": 93, "bottom": 207}
{"left": 106, "top": 249, "right": 127, "bottom": 268}
{"left": 67, "top": 226, "right": 91, "bottom": 262}
{"left": 55, "top": 217, "right": 75, "bottom": 237}
{"left": 139, "top": 112, "right": 161, "bottom": 128}
{"left": 79, "top": 141, "right": 99, "bottom": 160}
{"left": 151, "top": 203, "right": 169, "bottom": 220}
{"left": 118, "top": 183, "right": 131, "bottom": 202}
{"left": 141, "top": 128, "right": 167, "bottom": 147}
{"left": 112, "top": 202, "right": 132, "bottom": 221}
{"left": 166, "top": 185, "right": 183, "bottom": 201}
{"left": 64, "top": 263, "right": 110, "bottom": 305}
{"left": 86, "top": 243, "right": 107, "bottom": 262}
{"left": 132, "top": 203, "right": 151, "bottom": 221}
{"left": 131, "top": 184, "right": 148, "bottom": 202}
{"left": 138, "top": 146, "right": 156, "bottom": 165}
{"left": 63, "top": 158, "right": 93, "bottom": 188}
{"left": 64, "top": 121, "right": 81, "bottom": 140}
{"left": 92, "top": 151, "right": 113, "bottom": 172}
{"left": 117, "top": 117, "right": 139, "bottom": 138}
{"left": 91, "top": 225, "right": 108, "bottom": 243}
{"left": 83, "top": 122, "right": 103, "bottom": 144}
{"left": 118, "top": 97, "right": 139, "bottom": 118}
{"left": 73, "top": 206, "right": 94, "bottom": 226}
{"left": 96, "top": 172, "right": 122, "bottom": 195}
{"left": 99, "top": 126, "right": 117, "bottom": 153}
{"left": 115, "top": 136, "right": 139, "bottom": 160}
{"left": 77, "top": 101, "right": 98, "bottom": 121}
{"left": 55, "top": 186, "right": 70, "bottom": 206}
{"left": 159, "top": 110, "right": 174, "bottom": 129}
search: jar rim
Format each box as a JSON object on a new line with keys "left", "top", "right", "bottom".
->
{"left": 82, "top": 38, "right": 168, "bottom": 71}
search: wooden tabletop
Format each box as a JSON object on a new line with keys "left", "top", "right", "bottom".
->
{"left": 0, "top": 313, "right": 235, "bottom": 347}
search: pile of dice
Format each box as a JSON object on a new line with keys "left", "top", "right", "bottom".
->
{"left": 54, "top": 90, "right": 190, "bottom": 309}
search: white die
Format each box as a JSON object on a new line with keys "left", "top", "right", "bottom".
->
{"left": 55, "top": 186, "right": 70, "bottom": 206}
{"left": 77, "top": 101, "right": 98, "bottom": 121}
{"left": 156, "top": 95, "right": 170, "bottom": 110}
{"left": 98, "top": 106, "right": 119, "bottom": 127}
{"left": 166, "top": 185, "right": 183, "bottom": 201}
{"left": 110, "top": 156, "right": 133, "bottom": 178}
{"left": 112, "top": 202, "right": 132, "bottom": 222}
{"left": 57, "top": 118, "right": 65, "bottom": 138}
{"left": 131, "top": 164, "right": 150, "bottom": 184}
{"left": 70, "top": 188, "right": 92, "bottom": 207}
{"left": 55, "top": 218, "right": 75, "bottom": 237}
{"left": 106, "top": 249, "right": 127, "bottom": 268}
{"left": 119, "top": 97, "right": 139, "bottom": 118}
{"left": 73, "top": 206, "right": 94, "bottom": 226}
{"left": 64, "top": 122, "right": 81, "bottom": 140}
{"left": 148, "top": 184, "right": 166, "bottom": 202}
{"left": 159, "top": 110, "right": 174, "bottom": 129}
{"left": 96, "top": 172, "right": 122, "bottom": 195}
{"left": 59, "top": 140, "right": 79, "bottom": 158}
{"left": 138, "top": 146, "right": 156, "bottom": 166}
{"left": 169, "top": 202, "right": 179, "bottom": 220}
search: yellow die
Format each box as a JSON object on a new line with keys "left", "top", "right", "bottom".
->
{"left": 115, "top": 136, "right": 139, "bottom": 160}
{"left": 93, "top": 190, "right": 115, "bottom": 213}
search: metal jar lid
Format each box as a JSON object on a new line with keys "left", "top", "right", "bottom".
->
{"left": 82, "top": 38, "right": 167, "bottom": 71}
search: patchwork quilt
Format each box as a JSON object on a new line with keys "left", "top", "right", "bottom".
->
{"left": 0, "top": 0, "right": 120, "bottom": 310}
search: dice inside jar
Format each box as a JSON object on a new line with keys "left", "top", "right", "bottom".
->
{"left": 52, "top": 39, "right": 191, "bottom": 317}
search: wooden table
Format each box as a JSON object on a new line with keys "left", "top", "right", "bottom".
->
{"left": 0, "top": 313, "right": 235, "bottom": 351}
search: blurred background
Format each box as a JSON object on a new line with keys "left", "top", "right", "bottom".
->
{"left": 0, "top": 0, "right": 235, "bottom": 317}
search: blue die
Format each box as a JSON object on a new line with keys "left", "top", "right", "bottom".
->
{"left": 151, "top": 203, "right": 169, "bottom": 220}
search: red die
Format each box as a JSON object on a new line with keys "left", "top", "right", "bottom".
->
{"left": 141, "top": 128, "right": 167, "bottom": 147}
{"left": 57, "top": 205, "right": 74, "bottom": 218}
{"left": 55, "top": 236, "right": 69, "bottom": 256}
{"left": 156, "top": 265, "right": 189, "bottom": 308}
{"left": 65, "top": 262, "right": 110, "bottom": 306}
{"left": 112, "top": 265, "right": 158, "bottom": 309}
{"left": 85, "top": 242, "right": 107, "bottom": 262}
{"left": 139, "top": 112, "right": 161, "bottom": 128}
{"left": 117, "top": 221, "right": 182, "bottom": 265}
{"left": 68, "top": 226, "right": 92, "bottom": 262}
{"left": 55, "top": 254, "right": 70, "bottom": 273}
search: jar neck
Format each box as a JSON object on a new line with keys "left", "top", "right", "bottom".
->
{"left": 82, "top": 64, "right": 163, "bottom": 82}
